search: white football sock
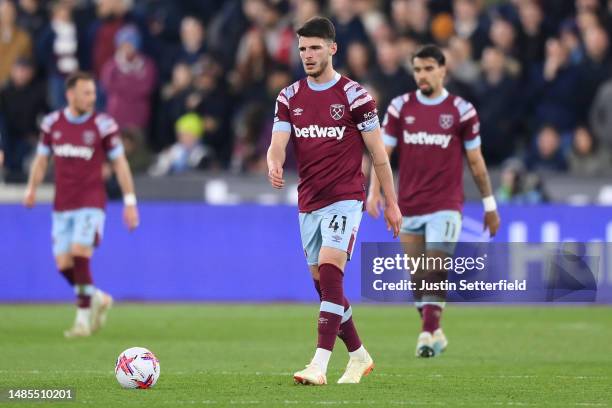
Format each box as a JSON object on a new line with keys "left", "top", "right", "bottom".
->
{"left": 349, "top": 345, "right": 368, "bottom": 361}
{"left": 76, "top": 308, "right": 91, "bottom": 327}
{"left": 312, "top": 348, "right": 332, "bottom": 373}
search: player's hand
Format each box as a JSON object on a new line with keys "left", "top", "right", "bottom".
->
{"left": 484, "top": 210, "right": 500, "bottom": 237}
{"left": 123, "top": 205, "right": 140, "bottom": 231}
{"left": 23, "top": 188, "right": 36, "bottom": 208}
{"left": 384, "top": 201, "right": 402, "bottom": 239}
{"left": 268, "top": 166, "right": 284, "bottom": 189}
{"left": 366, "top": 192, "right": 384, "bottom": 218}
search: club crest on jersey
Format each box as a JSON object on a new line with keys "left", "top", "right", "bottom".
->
{"left": 330, "top": 104, "right": 345, "bottom": 120}
{"left": 439, "top": 114, "right": 454, "bottom": 130}
{"left": 82, "top": 130, "right": 96, "bottom": 145}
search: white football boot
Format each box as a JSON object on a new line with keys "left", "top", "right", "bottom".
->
{"left": 415, "top": 331, "right": 435, "bottom": 358}
{"left": 432, "top": 328, "right": 448, "bottom": 355}
{"left": 337, "top": 351, "right": 374, "bottom": 384}
{"left": 293, "top": 363, "right": 327, "bottom": 385}
{"left": 91, "top": 289, "right": 113, "bottom": 333}
{"left": 64, "top": 322, "right": 91, "bottom": 338}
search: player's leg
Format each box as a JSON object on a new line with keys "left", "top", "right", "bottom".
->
{"left": 319, "top": 200, "right": 372, "bottom": 384}
{"left": 294, "top": 212, "right": 328, "bottom": 385}
{"left": 65, "top": 208, "right": 109, "bottom": 338}
{"left": 399, "top": 222, "right": 426, "bottom": 319}
{"left": 52, "top": 211, "right": 75, "bottom": 287}
{"left": 420, "top": 210, "right": 462, "bottom": 357}
{"left": 309, "top": 264, "right": 361, "bottom": 357}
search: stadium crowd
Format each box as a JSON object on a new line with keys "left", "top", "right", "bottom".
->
{"left": 0, "top": 0, "right": 611, "bottom": 190}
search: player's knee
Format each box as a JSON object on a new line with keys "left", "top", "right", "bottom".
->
{"left": 309, "top": 265, "right": 320, "bottom": 280}
{"left": 318, "top": 247, "right": 346, "bottom": 271}
{"left": 70, "top": 243, "right": 93, "bottom": 258}
{"left": 55, "top": 255, "right": 73, "bottom": 270}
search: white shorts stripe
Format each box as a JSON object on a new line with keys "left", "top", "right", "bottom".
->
{"left": 320, "top": 301, "right": 345, "bottom": 316}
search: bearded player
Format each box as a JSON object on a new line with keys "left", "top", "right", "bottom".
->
{"left": 267, "top": 17, "right": 402, "bottom": 385}
{"left": 24, "top": 71, "right": 139, "bottom": 338}
{"left": 367, "top": 45, "right": 500, "bottom": 357}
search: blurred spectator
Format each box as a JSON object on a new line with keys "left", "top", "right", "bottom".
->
{"left": 37, "top": 0, "right": 80, "bottom": 110}
{"left": 452, "top": 0, "right": 489, "bottom": 59}
{"left": 232, "top": 64, "right": 293, "bottom": 173}
{"left": 89, "top": 0, "right": 139, "bottom": 79}
{"left": 344, "top": 41, "right": 372, "bottom": 83}
{"left": 100, "top": 25, "right": 157, "bottom": 133}
{"left": 232, "top": 29, "right": 271, "bottom": 102}
{"left": 292, "top": 0, "right": 320, "bottom": 28}
{"left": 441, "top": 45, "right": 477, "bottom": 105}
{"left": 391, "top": 0, "right": 432, "bottom": 44}
{"left": 368, "top": 39, "right": 415, "bottom": 113}
{"left": 496, "top": 158, "right": 548, "bottom": 204}
{"left": 192, "top": 57, "right": 233, "bottom": 168}
{"left": 525, "top": 124, "right": 568, "bottom": 172}
{"left": 330, "top": 0, "right": 370, "bottom": 67}
{"left": 567, "top": 125, "right": 610, "bottom": 176}
{"left": 16, "top": 0, "right": 46, "bottom": 41}
{"left": 475, "top": 47, "right": 520, "bottom": 165}
{"left": 121, "top": 128, "right": 153, "bottom": 174}
{"left": 0, "top": 0, "right": 33, "bottom": 85}
{"left": 149, "top": 112, "right": 209, "bottom": 176}
{"left": 560, "top": 21, "right": 583, "bottom": 65}
{"left": 488, "top": 16, "right": 521, "bottom": 76}
{"left": 177, "top": 16, "right": 206, "bottom": 67}
{"left": 153, "top": 62, "right": 193, "bottom": 150}
{"left": 576, "top": 25, "right": 611, "bottom": 121}
{"left": 590, "top": 77, "right": 612, "bottom": 150}
{"left": 516, "top": 0, "right": 553, "bottom": 73}
{"left": 447, "top": 36, "right": 480, "bottom": 85}
{"left": 0, "top": 58, "right": 47, "bottom": 181}
{"left": 527, "top": 38, "right": 580, "bottom": 132}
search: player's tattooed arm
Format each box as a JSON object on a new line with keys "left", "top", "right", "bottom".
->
{"left": 362, "top": 128, "right": 402, "bottom": 237}
{"left": 267, "top": 131, "right": 290, "bottom": 189}
{"left": 465, "top": 147, "right": 501, "bottom": 236}
{"left": 23, "top": 154, "right": 49, "bottom": 208}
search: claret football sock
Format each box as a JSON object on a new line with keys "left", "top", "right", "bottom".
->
{"left": 313, "top": 279, "right": 322, "bottom": 301}
{"left": 422, "top": 304, "right": 442, "bottom": 334}
{"left": 73, "top": 256, "right": 93, "bottom": 309}
{"left": 317, "top": 263, "right": 345, "bottom": 352}
{"left": 60, "top": 267, "right": 75, "bottom": 286}
{"left": 338, "top": 297, "right": 362, "bottom": 352}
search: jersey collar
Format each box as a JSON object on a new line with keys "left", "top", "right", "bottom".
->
{"left": 63, "top": 108, "right": 93, "bottom": 124}
{"left": 416, "top": 88, "right": 449, "bottom": 105}
{"left": 307, "top": 71, "right": 341, "bottom": 91}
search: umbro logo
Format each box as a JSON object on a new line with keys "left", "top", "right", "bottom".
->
{"left": 53, "top": 131, "right": 62, "bottom": 140}
{"left": 293, "top": 108, "right": 303, "bottom": 116}
{"left": 405, "top": 116, "right": 415, "bottom": 124}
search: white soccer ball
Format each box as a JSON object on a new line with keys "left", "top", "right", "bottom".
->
{"left": 115, "top": 347, "right": 160, "bottom": 389}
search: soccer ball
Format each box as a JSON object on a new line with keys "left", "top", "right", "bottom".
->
{"left": 115, "top": 347, "right": 160, "bottom": 389}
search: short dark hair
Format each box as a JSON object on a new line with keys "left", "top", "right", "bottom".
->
{"left": 412, "top": 44, "right": 446, "bottom": 66}
{"left": 296, "top": 16, "right": 335, "bottom": 42}
{"left": 65, "top": 71, "right": 94, "bottom": 90}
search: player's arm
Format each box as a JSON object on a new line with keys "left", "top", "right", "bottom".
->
{"left": 362, "top": 127, "right": 401, "bottom": 238}
{"left": 465, "top": 146, "right": 500, "bottom": 236}
{"left": 111, "top": 153, "right": 139, "bottom": 231}
{"left": 367, "top": 143, "right": 394, "bottom": 218}
{"left": 23, "top": 152, "right": 49, "bottom": 208}
{"left": 266, "top": 130, "right": 290, "bottom": 189}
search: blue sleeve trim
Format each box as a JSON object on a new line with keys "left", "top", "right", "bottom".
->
{"left": 272, "top": 121, "right": 291, "bottom": 133}
{"left": 107, "top": 144, "right": 124, "bottom": 160}
{"left": 36, "top": 143, "right": 51, "bottom": 156}
{"left": 382, "top": 133, "right": 398, "bottom": 147}
{"left": 464, "top": 135, "right": 481, "bottom": 150}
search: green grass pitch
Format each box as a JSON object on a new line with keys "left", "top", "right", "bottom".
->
{"left": 1, "top": 304, "right": 611, "bottom": 407}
